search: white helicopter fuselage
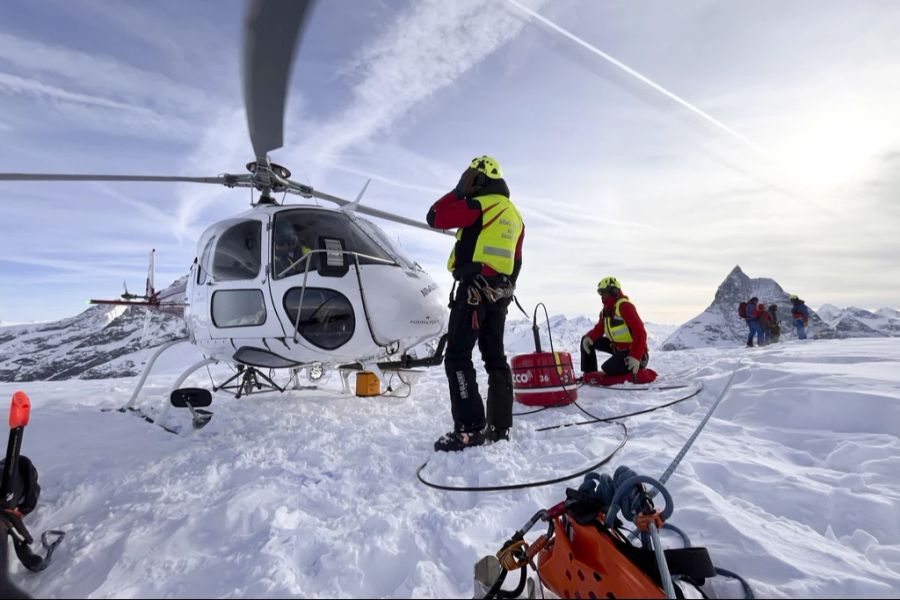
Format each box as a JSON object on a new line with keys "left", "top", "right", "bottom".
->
{"left": 183, "top": 204, "right": 446, "bottom": 369}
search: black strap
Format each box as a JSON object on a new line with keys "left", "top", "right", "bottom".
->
{"left": 663, "top": 547, "right": 716, "bottom": 580}
{"left": 1, "top": 529, "right": 31, "bottom": 599}
{"left": 512, "top": 295, "right": 530, "bottom": 319}
{"left": 1, "top": 512, "right": 64, "bottom": 573}
{"left": 12, "top": 530, "right": 65, "bottom": 573}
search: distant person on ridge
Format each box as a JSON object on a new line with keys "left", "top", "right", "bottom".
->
{"left": 744, "top": 296, "right": 766, "bottom": 347}
{"left": 767, "top": 304, "right": 781, "bottom": 343}
{"left": 757, "top": 302, "right": 771, "bottom": 345}
{"left": 790, "top": 294, "right": 810, "bottom": 339}
{"left": 580, "top": 277, "right": 649, "bottom": 380}
{"left": 426, "top": 155, "right": 524, "bottom": 452}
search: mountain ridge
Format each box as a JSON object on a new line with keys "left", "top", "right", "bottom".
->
{"left": 662, "top": 266, "right": 899, "bottom": 350}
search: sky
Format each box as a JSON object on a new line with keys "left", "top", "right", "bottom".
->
{"left": 1, "top": 331, "right": 898, "bottom": 597}
{"left": 2, "top": 0, "right": 900, "bottom": 324}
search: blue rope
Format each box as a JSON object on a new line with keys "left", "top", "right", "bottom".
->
{"left": 656, "top": 361, "right": 743, "bottom": 488}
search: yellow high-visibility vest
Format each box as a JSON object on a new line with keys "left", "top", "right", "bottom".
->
{"left": 447, "top": 194, "right": 523, "bottom": 276}
{"left": 604, "top": 297, "right": 634, "bottom": 344}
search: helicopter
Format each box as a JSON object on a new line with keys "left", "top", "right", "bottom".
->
{"left": 0, "top": 0, "right": 451, "bottom": 430}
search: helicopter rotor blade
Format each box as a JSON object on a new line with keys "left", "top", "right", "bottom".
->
{"left": 0, "top": 173, "right": 233, "bottom": 184}
{"left": 278, "top": 178, "right": 451, "bottom": 235}
{"left": 243, "top": 0, "right": 315, "bottom": 160}
{"left": 354, "top": 204, "right": 454, "bottom": 236}
{"left": 310, "top": 188, "right": 453, "bottom": 236}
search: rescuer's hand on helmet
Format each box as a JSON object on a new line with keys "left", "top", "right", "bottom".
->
{"left": 454, "top": 167, "right": 480, "bottom": 198}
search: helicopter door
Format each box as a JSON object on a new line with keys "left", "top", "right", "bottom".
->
{"left": 268, "top": 209, "right": 402, "bottom": 355}
{"left": 207, "top": 218, "right": 285, "bottom": 340}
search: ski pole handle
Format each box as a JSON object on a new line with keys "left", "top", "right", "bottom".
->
{"left": 9, "top": 392, "right": 30, "bottom": 429}
{"left": 2, "top": 392, "right": 31, "bottom": 509}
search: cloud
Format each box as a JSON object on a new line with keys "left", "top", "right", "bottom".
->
{"left": 502, "top": 0, "right": 768, "bottom": 155}
{"left": 295, "top": 0, "right": 548, "bottom": 166}
{"left": 0, "top": 72, "right": 196, "bottom": 141}
{"left": 0, "top": 32, "right": 214, "bottom": 117}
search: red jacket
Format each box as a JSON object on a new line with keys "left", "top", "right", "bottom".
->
{"left": 427, "top": 190, "right": 525, "bottom": 281}
{"left": 586, "top": 293, "right": 648, "bottom": 359}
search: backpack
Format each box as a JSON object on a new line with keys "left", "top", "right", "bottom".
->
{"left": 0, "top": 455, "right": 40, "bottom": 515}
{"left": 738, "top": 301, "right": 748, "bottom": 319}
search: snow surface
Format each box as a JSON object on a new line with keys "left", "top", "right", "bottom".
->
{"left": 2, "top": 337, "right": 900, "bottom": 598}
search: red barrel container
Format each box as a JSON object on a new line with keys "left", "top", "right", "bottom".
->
{"left": 511, "top": 351, "right": 578, "bottom": 406}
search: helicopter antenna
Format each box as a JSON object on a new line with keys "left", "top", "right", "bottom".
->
{"left": 340, "top": 179, "right": 371, "bottom": 213}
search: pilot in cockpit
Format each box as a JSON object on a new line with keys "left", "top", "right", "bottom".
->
{"left": 273, "top": 225, "right": 313, "bottom": 278}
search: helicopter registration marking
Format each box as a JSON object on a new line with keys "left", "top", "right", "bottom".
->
{"left": 420, "top": 283, "right": 438, "bottom": 297}
{"left": 409, "top": 315, "right": 441, "bottom": 325}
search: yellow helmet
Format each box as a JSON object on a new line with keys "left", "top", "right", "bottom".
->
{"left": 597, "top": 276, "right": 621, "bottom": 293}
{"left": 789, "top": 294, "right": 799, "bottom": 301}
{"left": 469, "top": 155, "right": 503, "bottom": 179}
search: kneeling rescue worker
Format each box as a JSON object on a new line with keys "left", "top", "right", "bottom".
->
{"left": 581, "top": 277, "right": 649, "bottom": 379}
{"left": 426, "top": 156, "right": 525, "bottom": 452}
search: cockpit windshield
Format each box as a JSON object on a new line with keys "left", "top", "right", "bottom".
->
{"left": 351, "top": 214, "right": 420, "bottom": 272}
{"left": 272, "top": 209, "right": 396, "bottom": 279}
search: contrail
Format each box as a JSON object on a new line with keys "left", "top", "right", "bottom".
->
{"left": 503, "top": 0, "right": 768, "bottom": 155}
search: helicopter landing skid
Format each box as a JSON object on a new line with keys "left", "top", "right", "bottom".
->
{"left": 214, "top": 365, "right": 286, "bottom": 399}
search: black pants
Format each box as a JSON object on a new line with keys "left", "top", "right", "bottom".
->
{"left": 443, "top": 281, "right": 513, "bottom": 433}
{"left": 581, "top": 338, "right": 648, "bottom": 376}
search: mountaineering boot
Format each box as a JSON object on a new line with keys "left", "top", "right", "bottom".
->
{"left": 483, "top": 425, "right": 510, "bottom": 444}
{"left": 434, "top": 429, "right": 485, "bottom": 452}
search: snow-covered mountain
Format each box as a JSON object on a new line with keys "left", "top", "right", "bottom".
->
{"left": 662, "top": 266, "right": 835, "bottom": 351}
{"left": 817, "top": 305, "right": 900, "bottom": 338}
{"left": 505, "top": 314, "right": 675, "bottom": 358}
{"left": 0, "top": 280, "right": 186, "bottom": 382}
{"left": 816, "top": 303, "right": 844, "bottom": 323}
{"left": 875, "top": 307, "right": 900, "bottom": 319}
{"left": 1, "top": 293, "right": 676, "bottom": 383}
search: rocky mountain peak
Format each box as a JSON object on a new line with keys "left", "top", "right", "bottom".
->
{"left": 662, "top": 266, "right": 834, "bottom": 350}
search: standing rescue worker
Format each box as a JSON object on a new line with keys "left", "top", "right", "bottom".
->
{"left": 580, "top": 277, "right": 649, "bottom": 379}
{"left": 790, "top": 294, "right": 810, "bottom": 339}
{"left": 426, "top": 156, "right": 525, "bottom": 452}
{"left": 744, "top": 296, "right": 766, "bottom": 347}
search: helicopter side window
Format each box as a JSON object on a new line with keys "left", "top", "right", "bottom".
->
{"left": 211, "top": 289, "right": 267, "bottom": 328}
{"left": 212, "top": 220, "right": 262, "bottom": 281}
{"left": 197, "top": 236, "right": 216, "bottom": 285}
{"left": 283, "top": 287, "right": 355, "bottom": 349}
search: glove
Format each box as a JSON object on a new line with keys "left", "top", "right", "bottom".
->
{"left": 581, "top": 336, "right": 593, "bottom": 353}
{"left": 624, "top": 356, "right": 641, "bottom": 376}
{"left": 454, "top": 167, "right": 480, "bottom": 198}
